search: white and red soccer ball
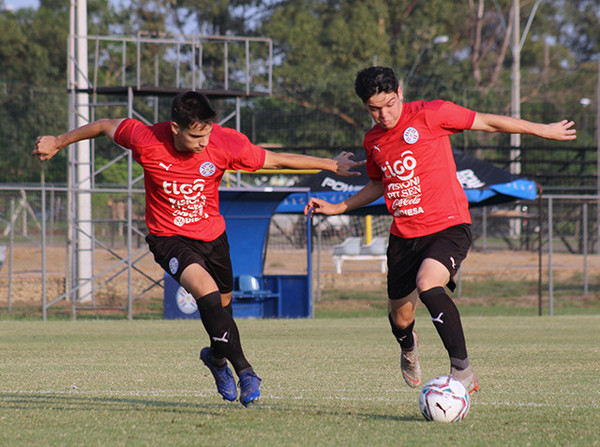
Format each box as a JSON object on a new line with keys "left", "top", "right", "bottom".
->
{"left": 419, "top": 376, "right": 470, "bottom": 422}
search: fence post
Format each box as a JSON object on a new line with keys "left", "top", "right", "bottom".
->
{"left": 547, "top": 197, "right": 553, "bottom": 316}
{"left": 583, "top": 202, "right": 589, "bottom": 295}
{"left": 537, "top": 193, "right": 543, "bottom": 316}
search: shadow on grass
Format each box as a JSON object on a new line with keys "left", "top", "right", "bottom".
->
{"left": 0, "top": 391, "right": 423, "bottom": 422}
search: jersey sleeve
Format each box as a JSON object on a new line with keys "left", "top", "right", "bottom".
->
{"left": 222, "top": 128, "right": 266, "bottom": 171}
{"left": 428, "top": 100, "right": 476, "bottom": 133}
{"left": 363, "top": 131, "right": 383, "bottom": 181}
{"left": 112, "top": 119, "right": 149, "bottom": 153}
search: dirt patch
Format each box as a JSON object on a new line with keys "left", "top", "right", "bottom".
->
{"left": 1, "top": 244, "right": 598, "bottom": 306}
{"left": 266, "top": 248, "right": 598, "bottom": 287}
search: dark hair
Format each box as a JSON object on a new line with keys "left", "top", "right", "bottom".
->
{"left": 171, "top": 91, "right": 217, "bottom": 128}
{"left": 354, "top": 66, "right": 399, "bottom": 103}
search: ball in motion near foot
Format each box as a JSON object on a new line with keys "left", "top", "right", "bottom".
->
{"left": 419, "top": 376, "right": 470, "bottom": 422}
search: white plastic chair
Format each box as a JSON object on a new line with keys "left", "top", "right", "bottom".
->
{"left": 332, "top": 237, "right": 362, "bottom": 256}
{"left": 360, "top": 237, "right": 388, "bottom": 255}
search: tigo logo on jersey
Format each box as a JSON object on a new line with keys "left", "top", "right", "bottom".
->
{"left": 199, "top": 162, "right": 216, "bottom": 177}
{"left": 169, "top": 257, "right": 179, "bottom": 274}
{"left": 403, "top": 127, "right": 419, "bottom": 144}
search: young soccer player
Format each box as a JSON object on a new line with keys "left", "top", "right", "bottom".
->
{"left": 304, "top": 66, "right": 576, "bottom": 393}
{"left": 33, "top": 91, "right": 364, "bottom": 406}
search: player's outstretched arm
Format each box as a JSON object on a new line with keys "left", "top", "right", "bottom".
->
{"left": 32, "top": 118, "right": 125, "bottom": 161}
{"left": 304, "top": 180, "right": 384, "bottom": 217}
{"left": 263, "top": 150, "right": 365, "bottom": 177}
{"left": 470, "top": 113, "right": 577, "bottom": 141}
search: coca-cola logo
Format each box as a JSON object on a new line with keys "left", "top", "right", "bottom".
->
{"left": 392, "top": 196, "right": 422, "bottom": 208}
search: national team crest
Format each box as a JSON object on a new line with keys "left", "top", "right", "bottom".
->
{"left": 199, "top": 162, "right": 216, "bottom": 177}
{"left": 169, "top": 257, "right": 179, "bottom": 274}
{"left": 176, "top": 286, "right": 198, "bottom": 314}
{"left": 403, "top": 127, "right": 419, "bottom": 144}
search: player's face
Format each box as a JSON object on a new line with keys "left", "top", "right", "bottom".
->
{"left": 365, "top": 87, "right": 403, "bottom": 130}
{"left": 171, "top": 121, "right": 213, "bottom": 153}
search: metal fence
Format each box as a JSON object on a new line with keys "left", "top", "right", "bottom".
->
{"left": 1, "top": 182, "right": 598, "bottom": 319}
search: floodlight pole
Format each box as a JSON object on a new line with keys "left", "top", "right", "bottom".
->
{"left": 510, "top": 0, "right": 521, "bottom": 174}
{"left": 509, "top": 0, "right": 542, "bottom": 239}
{"left": 68, "top": 0, "right": 93, "bottom": 304}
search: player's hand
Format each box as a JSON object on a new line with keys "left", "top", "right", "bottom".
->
{"left": 304, "top": 197, "right": 343, "bottom": 217}
{"left": 544, "top": 120, "right": 577, "bottom": 141}
{"left": 32, "top": 136, "right": 61, "bottom": 161}
{"left": 332, "top": 151, "right": 365, "bottom": 177}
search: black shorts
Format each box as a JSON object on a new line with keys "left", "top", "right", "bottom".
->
{"left": 387, "top": 224, "right": 472, "bottom": 300}
{"left": 145, "top": 232, "right": 234, "bottom": 294}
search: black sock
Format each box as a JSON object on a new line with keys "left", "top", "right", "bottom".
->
{"left": 224, "top": 301, "right": 233, "bottom": 317}
{"left": 196, "top": 291, "right": 251, "bottom": 374}
{"left": 419, "top": 287, "right": 469, "bottom": 370}
{"left": 388, "top": 314, "right": 415, "bottom": 351}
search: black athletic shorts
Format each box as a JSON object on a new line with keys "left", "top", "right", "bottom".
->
{"left": 145, "top": 232, "right": 234, "bottom": 294}
{"left": 387, "top": 224, "right": 472, "bottom": 300}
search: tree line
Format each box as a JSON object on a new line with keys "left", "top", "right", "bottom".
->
{"left": 0, "top": 0, "right": 598, "bottom": 189}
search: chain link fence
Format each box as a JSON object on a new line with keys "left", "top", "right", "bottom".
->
{"left": 1, "top": 183, "right": 598, "bottom": 318}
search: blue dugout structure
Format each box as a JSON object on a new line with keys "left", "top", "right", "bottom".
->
{"left": 164, "top": 187, "right": 313, "bottom": 319}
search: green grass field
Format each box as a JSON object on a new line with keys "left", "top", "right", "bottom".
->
{"left": 1, "top": 315, "right": 598, "bottom": 446}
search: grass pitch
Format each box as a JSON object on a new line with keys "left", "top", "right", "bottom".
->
{"left": 1, "top": 315, "right": 598, "bottom": 446}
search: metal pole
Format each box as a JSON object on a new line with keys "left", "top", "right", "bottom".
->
{"left": 75, "top": 0, "right": 93, "bottom": 304}
{"left": 537, "top": 192, "right": 543, "bottom": 316}
{"left": 127, "top": 87, "right": 134, "bottom": 320}
{"left": 583, "top": 202, "right": 588, "bottom": 295}
{"left": 547, "top": 197, "right": 553, "bottom": 316}
{"left": 315, "top": 216, "right": 322, "bottom": 303}
{"left": 8, "top": 199, "right": 15, "bottom": 313}
{"left": 42, "top": 168, "right": 47, "bottom": 321}
{"left": 510, "top": 0, "right": 521, "bottom": 172}
{"left": 306, "top": 196, "right": 313, "bottom": 318}
{"left": 482, "top": 206, "right": 488, "bottom": 252}
{"left": 596, "top": 58, "right": 600, "bottom": 255}
{"left": 510, "top": 0, "right": 522, "bottom": 239}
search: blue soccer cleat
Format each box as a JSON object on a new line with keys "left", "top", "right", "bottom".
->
{"left": 200, "top": 347, "right": 237, "bottom": 402}
{"left": 238, "top": 370, "right": 262, "bottom": 407}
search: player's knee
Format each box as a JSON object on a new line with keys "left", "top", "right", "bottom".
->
{"left": 389, "top": 307, "right": 416, "bottom": 329}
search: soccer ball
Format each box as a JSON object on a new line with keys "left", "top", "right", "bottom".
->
{"left": 419, "top": 376, "right": 470, "bottom": 422}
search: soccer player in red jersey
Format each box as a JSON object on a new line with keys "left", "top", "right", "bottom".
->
{"left": 304, "top": 66, "right": 576, "bottom": 394}
{"left": 33, "top": 91, "right": 364, "bottom": 406}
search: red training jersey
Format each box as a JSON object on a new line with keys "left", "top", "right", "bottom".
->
{"left": 113, "top": 119, "right": 266, "bottom": 241}
{"left": 364, "top": 100, "right": 476, "bottom": 238}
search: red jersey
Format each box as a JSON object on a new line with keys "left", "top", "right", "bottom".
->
{"left": 364, "top": 100, "right": 476, "bottom": 238}
{"left": 113, "top": 119, "right": 266, "bottom": 241}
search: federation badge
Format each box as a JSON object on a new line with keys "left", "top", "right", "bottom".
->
{"left": 199, "top": 162, "right": 216, "bottom": 177}
{"left": 176, "top": 286, "right": 198, "bottom": 314}
{"left": 403, "top": 127, "right": 419, "bottom": 144}
{"left": 169, "top": 257, "right": 179, "bottom": 274}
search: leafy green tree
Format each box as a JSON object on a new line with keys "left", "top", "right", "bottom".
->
{"left": 0, "top": 0, "right": 115, "bottom": 183}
